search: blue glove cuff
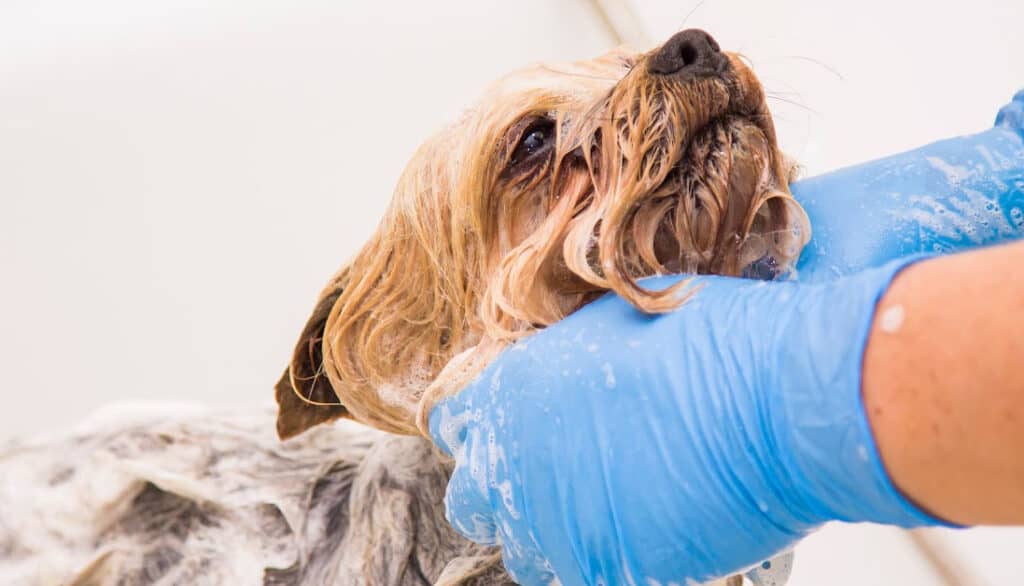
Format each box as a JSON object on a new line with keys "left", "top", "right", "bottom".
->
{"left": 767, "top": 255, "right": 956, "bottom": 529}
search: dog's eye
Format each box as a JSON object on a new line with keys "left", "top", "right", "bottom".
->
{"left": 509, "top": 119, "right": 555, "bottom": 167}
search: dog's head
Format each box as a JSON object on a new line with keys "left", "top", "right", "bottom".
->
{"left": 276, "top": 29, "right": 809, "bottom": 438}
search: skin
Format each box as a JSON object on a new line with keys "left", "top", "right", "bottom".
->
{"left": 863, "top": 239, "right": 1024, "bottom": 525}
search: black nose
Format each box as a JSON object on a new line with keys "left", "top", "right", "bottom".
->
{"left": 648, "top": 29, "right": 727, "bottom": 77}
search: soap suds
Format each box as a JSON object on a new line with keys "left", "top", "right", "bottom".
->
{"left": 601, "top": 363, "right": 616, "bottom": 389}
{"left": 857, "top": 444, "right": 870, "bottom": 462}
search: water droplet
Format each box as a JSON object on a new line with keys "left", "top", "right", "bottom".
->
{"left": 1011, "top": 208, "right": 1024, "bottom": 227}
{"left": 857, "top": 444, "right": 870, "bottom": 461}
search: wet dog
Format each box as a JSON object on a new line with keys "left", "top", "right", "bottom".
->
{"left": 273, "top": 27, "right": 807, "bottom": 585}
{"left": 1, "top": 30, "right": 807, "bottom": 586}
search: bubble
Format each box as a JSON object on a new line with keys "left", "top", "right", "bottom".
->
{"left": 857, "top": 444, "right": 870, "bottom": 462}
{"left": 601, "top": 363, "right": 616, "bottom": 389}
{"left": 1011, "top": 208, "right": 1024, "bottom": 227}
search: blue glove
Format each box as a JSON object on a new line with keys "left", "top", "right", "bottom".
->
{"left": 793, "top": 88, "right": 1024, "bottom": 280}
{"left": 431, "top": 261, "right": 943, "bottom": 585}
{"left": 430, "top": 90, "right": 1024, "bottom": 585}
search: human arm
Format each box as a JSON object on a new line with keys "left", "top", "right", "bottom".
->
{"left": 864, "top": 239, "right": 1024, "bottom": 525}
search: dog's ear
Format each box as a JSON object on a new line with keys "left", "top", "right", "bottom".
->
{"left": 275, "top": 286, "right": 349, "bottom": 440}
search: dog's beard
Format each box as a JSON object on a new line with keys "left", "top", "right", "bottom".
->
{"left": 650, "top": 117, "right": 805, "bottom": 279}
{"left": 481, "top": 81, "right": 808, "bottom": 342}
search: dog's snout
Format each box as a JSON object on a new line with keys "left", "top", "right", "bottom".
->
{"left": 648, "top": 29, "right": 726, "bottom": 77}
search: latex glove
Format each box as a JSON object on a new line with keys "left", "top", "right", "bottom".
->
{"left": 431, "top": 259, "right": 948, "bottom": 585}
{"left": 793, "top": 88, "right": 1024, "bottom": 280}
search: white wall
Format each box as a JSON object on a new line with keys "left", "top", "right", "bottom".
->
{"left": 0, "top": 0, "right": 611, "bottom": 435}
{"left": 1, "top": 1, "right": 1021, "bottom": 584}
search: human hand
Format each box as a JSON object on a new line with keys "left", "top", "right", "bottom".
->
{"left": 431, "top": 259, "right": 946, "bottom": 585}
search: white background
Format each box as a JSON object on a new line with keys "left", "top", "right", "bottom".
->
{"left": 1, "top": 1, "right": 1021, "bottom": 584}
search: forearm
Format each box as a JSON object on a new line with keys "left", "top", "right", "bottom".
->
{"left": 864, "top": 240, "right": 1024, "bottom": 525}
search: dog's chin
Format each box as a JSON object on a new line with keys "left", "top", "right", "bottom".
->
{"left": 645, "top": 115, "right": 792, "bottom": 281}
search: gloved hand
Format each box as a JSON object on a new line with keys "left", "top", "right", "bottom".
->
{"left": 430, "top": 90, "right": 1024, "bottom": 586}
{"left": 431, "top": 259, "right": 947, "bottom": 585}
{"left": 793, "top": 88, "right": 1024, "bottom": 280}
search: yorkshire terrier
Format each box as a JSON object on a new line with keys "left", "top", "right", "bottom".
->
{"left": 274, "top": 27, "right": 808, "bottom": 586}
{"left": 1, "top": 29, "right": 807, "bottom": 586}
{"left": 2, "top": 28, "right": 806, "bottom": 586}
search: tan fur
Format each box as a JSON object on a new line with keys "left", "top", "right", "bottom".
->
{"left": 279, "top": 39, "right": 808, "bottom": 438}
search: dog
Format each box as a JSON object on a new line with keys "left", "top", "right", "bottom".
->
{"left": 1, "top": 29, "right": 805, "bottom": 586}
{"left": 274, "top": 27, "right": 807, "bottom": 585}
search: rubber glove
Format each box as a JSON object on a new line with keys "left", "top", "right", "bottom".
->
{"left": 430, "top": 90, "right": 1024, "bottom": 585}
{"left": 431, "top": 259, "right": 945, "bottom": 585}
{"left": 794, "top": 88, "right": 1024, "bottom": 280}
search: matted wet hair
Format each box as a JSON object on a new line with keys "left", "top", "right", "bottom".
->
{"left": 276, "top": 41, "right": 808, "bottom": 437}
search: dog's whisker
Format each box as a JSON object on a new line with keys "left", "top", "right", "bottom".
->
{"left": 680, "top": 0, "right": 711, "bottom": 29}
{"left": 766, "top": 94, "right": 818, "bottom": 114}
{"left": 764, "top": 55, "right": 845, "bottom": 81}
{"left": 537, "top": 64, "right": 621, "bottom": 82}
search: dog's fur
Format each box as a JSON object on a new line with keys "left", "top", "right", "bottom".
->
{"left": 0, "top": 405, "right": 756, "bottom": 585}
{"left": 2, "top": 32, "right": 805, "bottom": 586}
{"left": 0, "top": 405, "right": 512, "bottom": 585}
{"left": 277, "top": 33, "right": 808, "bottom": 439}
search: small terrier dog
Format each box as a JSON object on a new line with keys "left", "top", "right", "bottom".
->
{"left": 272, "top": 27, "right": 808, "bottom": 586}
{"left": 1, "top": 29, "right": 807, "bottom": 586}
{"left": 277, "top": 28, "right": 808, "bottom": 440}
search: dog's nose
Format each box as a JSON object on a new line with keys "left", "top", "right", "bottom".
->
{"left": 648, "top": 29, "right": 727, "bottom": 77}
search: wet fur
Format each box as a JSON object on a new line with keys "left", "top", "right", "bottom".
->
{"left": 271, "top": 33, "right": 808, "bottom": 585}
{"left": 0, "top": 406, "right": 511, "bottom": 585}
{"left": 0, "top": 406, "right": 747, "bottom": 585}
